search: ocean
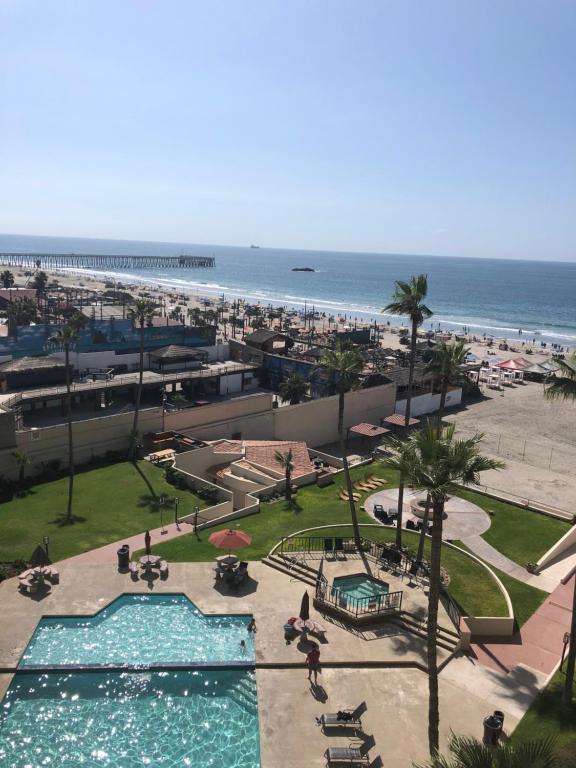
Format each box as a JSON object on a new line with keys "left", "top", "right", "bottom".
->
{"left": 1, "top": 233, "right": 575, "bottom": 347}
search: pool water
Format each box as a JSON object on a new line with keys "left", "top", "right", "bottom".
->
{"left": 332, "top": 574, "right": 389, "bottom": 601}
{"left": 20, "top": 594, "right": 255, "bottom": 668}
{"left": 0, "top": 669, "right": 260, "bottom": 768}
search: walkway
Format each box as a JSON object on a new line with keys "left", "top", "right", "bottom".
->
{"left": 56, "top": 519, "right": 197, "bottom": 566}
{"left": 471, "top": 575, "right": 575, "bottom": 676}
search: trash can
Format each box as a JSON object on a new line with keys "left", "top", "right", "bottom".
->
{"left": 483, "top": 714, "right": 502, "bottom": 746}
{"left": 117, "top": 544, "right": 130, "bottom": 569}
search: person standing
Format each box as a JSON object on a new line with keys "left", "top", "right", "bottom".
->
{"left": 306, "top": 643, "right": 321, "bottom": 684}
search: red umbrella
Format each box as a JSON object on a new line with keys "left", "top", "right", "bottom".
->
{"left": 208, "top": 529, "right": 252, "bottom": 552}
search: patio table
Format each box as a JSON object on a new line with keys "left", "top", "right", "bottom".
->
{"left": 140, "top": 555, "right": 161, "bottom": 567}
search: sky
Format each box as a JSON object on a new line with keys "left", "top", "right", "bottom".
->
{"left": 1, "top": 0, "right": 575, "bottom": 261}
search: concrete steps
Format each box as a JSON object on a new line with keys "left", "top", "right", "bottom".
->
{"left": 391, "top": 610, "right": 460, "bottom": 653}
{"left": 262, "top": 553, "right": 318, "bottom": 586}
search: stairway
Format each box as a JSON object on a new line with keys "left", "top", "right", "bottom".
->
{"left": 391, "top": 610, "right": 461, "bottom": 653}
{"left": 262, "top": 552, "right": 319, "bottom": 586}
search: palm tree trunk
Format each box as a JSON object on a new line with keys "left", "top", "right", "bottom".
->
{"left": 437, "top": 377, "right": 448, "bottom": 423}
{"left": 415, "top": 492, "right": 431, "bottom": 565}
{"left": 286, "top": 467, "right": 292, "bottom": 504}
{"left": 396, "top": 319, "right": 419, "bottom": 547}
{"left": 338, "top": 390, "right": 362, "bottom": 551}
{"left": 65, "top": 344, "right": 74, "bottom": 520}
{"left": 427, "top": 496, "right": 444, "bottom": 757}
{"left": 129, "top": 322, "right": 145, "bottom": 460}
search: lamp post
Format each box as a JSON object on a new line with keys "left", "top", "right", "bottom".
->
{"left": 43, "top": 535, "right": 50, "bottom": 561}
{"left": 193, "top": 506, "right": 199, "bottom": 534}
{"left": 159, "top": 495, "right": 166, "bottom": 534}
{"left": 175, "top": 496, "right": 180, "bottom": 529}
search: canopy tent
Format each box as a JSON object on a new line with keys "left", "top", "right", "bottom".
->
{"left": 496, "top": 357, "right": 531, "bottom": 370}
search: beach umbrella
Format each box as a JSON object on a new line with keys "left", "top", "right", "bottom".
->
{"left": 299, "top": 591, "right": 310, "bottom": 621}
{"left": 144, "top": 530, "right": 151, "bottom": 555}
{"left": 208, "top": 528, "right": 252, "bottom": 553}
{"left": 30, "top": 544, "right": 50, "bottom": 567}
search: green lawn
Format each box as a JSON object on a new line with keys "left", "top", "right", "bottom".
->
{"left": 0, "top": 461, "right": 206, "bottom": 563}
{"left": 454, "top": 487, "right": 569, "bottom": 566}
{"left": 144, "top": 464, "right": 509, "bottom": 618}
{"left": 454, "top": 540, "right": 548, "bottom": 628}
{"left": 514, "top": 671, "right": 576, "bottom": 763}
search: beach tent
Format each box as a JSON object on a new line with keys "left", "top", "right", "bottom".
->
{"left": 464, "top": 353, "right": 479, "bottom": 362}
{"left": 496, "top": 358, "right": 530, "bottom": 370}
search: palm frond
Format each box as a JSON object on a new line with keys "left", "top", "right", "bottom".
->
{"left": 544, "top": 356, "right": 576, "bottom": 402}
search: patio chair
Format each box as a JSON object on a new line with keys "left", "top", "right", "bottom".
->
{"left": 373, "top": 504, "right": 384, "bottom": 514}
{"left": 46, "top": 567, "right": 60, "bottom": 584}
{"left": 325, "top": 737, "right": 372, "bottom": 765}
{"left": 334, "top": 538, "right": 345, "bottom": 559}
{"left": 233, "top": 562, "right": 249, "bottom": 587}
{"left": 324, "top": 538, "right": 334, "bottom": 558}
{"left": 320, "top": 702, "right": 366, "bottom": 732}
{"left": 159, "top": 560, "right": 169, "bottom": 578}
{"left": 406, "top": 519, "right": 417, "bottom": 531}
{"left": 129, "top": 562, "right": 139, "bottom": 580}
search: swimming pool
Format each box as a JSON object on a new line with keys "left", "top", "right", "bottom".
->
{"left": 0, "top": 669, "right": 260, "bottom": 768}
{"left": 332, "top": 574, "right": 390, "bottom": 601}
{"left": 20, "top": 594, "right": 254, "bottom": 668}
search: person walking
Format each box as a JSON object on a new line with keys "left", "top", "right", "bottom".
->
{"left": 306, "top": 643, "right": 321, "bottom": 684}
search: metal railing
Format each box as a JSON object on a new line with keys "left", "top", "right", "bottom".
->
{"left": 315, "top": 574, "right": 403, "bottom": 617}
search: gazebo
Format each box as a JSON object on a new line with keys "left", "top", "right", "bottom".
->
{"left": 381, "top": 413, "right": 420, "bottom": 431}
{"left": 347, "top": 422, "right": 390, "bottom": 456}
{"left": 148, "top": 345, "right": 208, "bottom": 372}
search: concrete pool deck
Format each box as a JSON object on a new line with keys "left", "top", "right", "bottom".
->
{"left": 0, "top": 560, "right": 527, "bottom": 767}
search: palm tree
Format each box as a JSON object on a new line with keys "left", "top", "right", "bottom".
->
{"left": 127, "top": 299, "right": 158, "bottom": 460}
{"left": 279, "top": 373, "right": 308, "bottom": 405}
{"left": 11, "top": 449, "right": 30, "bottom": 488}
{"left": 414, "top": 733, "right": 559, "bottom": 768}
{"left": 315, "top": 344, "right": 364, "bottom": 549}
{"left": 544, "top": 352, "right": 576, "bottom": 705}
{"left": 384, "top": 274, "right": 433, "bottom": 547}
{"left": 544, "top": 354, "right": 576, "bottom": 402}
{"left": 425, "top": 340, "right": 470, "bottom": 422}
{"left": 386, "top": 423, "right": 503, "bottom": 756}
{"left": 275, "top": 449, "right": 294, "bottom": 504}
{"left": 48, "top": 324, "right": 80, "bottom": 521}
{"left": 1, "top": 270, "right": 14, "bottom": 288}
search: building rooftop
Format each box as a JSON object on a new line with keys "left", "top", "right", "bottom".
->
{"left": 0, "top": 355, "right": 66, "bottom": 374}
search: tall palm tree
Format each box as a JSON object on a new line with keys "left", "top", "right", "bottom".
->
{"left": 544, "top": 352, "right": 576, "bottom": 705}
{"left": 275, "top": 449, "right": 294, "bottom": 504}
{"left": 384, "top": 274, "right": 433, "bottom": 547}
{"left": 315, "top": 344, "right": 364, "bottom": 549}
{"left": 128, "top": 299, "right": 158, "bottom": 460}
{"left": 414, "top": 733, "right": 559, "bottom": 768}
{"left": 1, "top": 270, "right": 14, "bottom": 288}
{"left": 386, "top": 423, "right": 503, "bottom": 757}
{"left": 279, "top": 373, "right": 308, "bottom": 405}
{"left": 11, "top": 449, "right": 30, "bottom": 488}
{"left": 425, "top": 340, "right": 470, "bottom": 422}
{"left": 48, "top": 324, "right": 81, "bottom": 521}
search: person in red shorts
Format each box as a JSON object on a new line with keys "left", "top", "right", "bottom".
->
{"left": 306, "top": 643, "right": 321, "bottom": 684}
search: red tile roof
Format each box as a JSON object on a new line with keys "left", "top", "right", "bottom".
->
{"left": 349, "top": 422, "right": 390, "bottom": 438}
{"left": 244, "top": 440, "right": 314, "bottom": 479}
{"left": 382, "top": 413, "right": 420, "bottom": 427}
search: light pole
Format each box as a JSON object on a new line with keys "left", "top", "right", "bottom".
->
{"left": 43, "top": 535, "right": 50, "bottom": 561}
{"left": 159, "top": 495, "right": 166, "bottom": 534}
{"left": 175, "top": 496, "right": 180, "bottom": 529}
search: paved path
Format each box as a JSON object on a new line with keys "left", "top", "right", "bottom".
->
{"left": 461, "top": 535, "right": 555, "bottom": 592}
{"left": 470, "top": 575, "right": 575, "bottom": 677}
{"left": 56, "top": 519, "right": 197, "bottom": 566}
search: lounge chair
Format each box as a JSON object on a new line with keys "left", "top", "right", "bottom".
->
{"left": 325, "top": 739, "right": 372, "bottom": 765}
{"left": 368, "top": 474, "right": 387, "bottom": 486}
{"left": 320, "top": 702, "right": 365, "bottom": 731}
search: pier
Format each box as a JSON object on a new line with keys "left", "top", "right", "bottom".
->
{"left": 0, "top": 252, "right": 215, "bottom": 270}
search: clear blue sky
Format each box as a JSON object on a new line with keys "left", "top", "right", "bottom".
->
{"left": 1, "top": 0, "right": 575, "bottom": 260}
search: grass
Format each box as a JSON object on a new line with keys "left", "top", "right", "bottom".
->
{"left": 454, "top": 540, "right": 549, "bottom": 628}
{"left": 454, "top": 486, "right": 570, "bottom": 566}
{"left": 144, "top": 464, "right": 509, "bottom": 618}
{"left": 514, "top": 670, "right": 576, "bottom": 762}
{"left": 0, "top": 461, "right": 206, "bottom": 563}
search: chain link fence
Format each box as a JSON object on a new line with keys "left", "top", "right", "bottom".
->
{"left": 454, "top": 424, "right": 576, "bottom": 476}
